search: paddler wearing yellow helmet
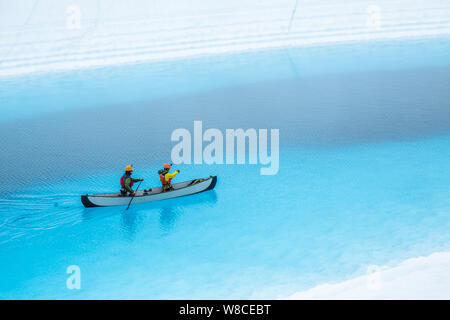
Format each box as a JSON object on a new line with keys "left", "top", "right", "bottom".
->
{"left": 120, "top": 165, "right": 144, "bottom": 196}
{"left": 159, "top": 163, "right": 180, "bottom": 192}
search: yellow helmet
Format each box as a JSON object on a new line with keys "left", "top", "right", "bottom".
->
{"left": 125, "top": 165, "right": 133, "bottom": 172}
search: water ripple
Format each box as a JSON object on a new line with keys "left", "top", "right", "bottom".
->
{"left": 0, "top": 194, "right": 83, "bottom": 244}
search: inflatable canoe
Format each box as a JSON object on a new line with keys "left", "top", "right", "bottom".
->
{"left": 81, "top": 176, "right": 217, "bottom": 208}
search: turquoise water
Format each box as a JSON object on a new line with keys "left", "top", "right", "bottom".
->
{"left": 1, "top": 38, "right": 450, "bottom": 299}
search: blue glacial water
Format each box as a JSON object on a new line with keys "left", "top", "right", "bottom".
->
{"left": 1, "top": 38, "right": 450, "bottom": 299}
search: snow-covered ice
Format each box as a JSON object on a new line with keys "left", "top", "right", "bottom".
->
{"left": 1, "top": 0, "right": 450, "bottom": 76}
{"left": 287, "top": 252, "right": 450, "bottom": 299}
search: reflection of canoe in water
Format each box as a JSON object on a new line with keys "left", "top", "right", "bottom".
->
{"left": 81, "top": 176, "right": 217, "bottom": 208}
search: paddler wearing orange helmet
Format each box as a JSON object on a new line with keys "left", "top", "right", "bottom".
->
{"left": 159, "top": 163, "right": 180, "bottom": 192}
{"left": 120, "top": 165, "right": 144, "bottom": 196}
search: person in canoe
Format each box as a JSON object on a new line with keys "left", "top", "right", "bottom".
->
{"left": 120, "top": 165, "right": 144, "bottom": 196}
{"left": 159, "top": 163, "right": 180, "bottom": 192}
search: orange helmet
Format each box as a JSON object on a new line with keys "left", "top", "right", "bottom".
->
{"left": 125, "top": 165, "right": 133, "bottom": 172}
{"left": 163, "top": 163, "right": 171, "bottom": 169}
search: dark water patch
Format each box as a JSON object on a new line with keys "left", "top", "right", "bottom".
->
{"left": 0, "top": 66, "right": 449, "bottom": 194}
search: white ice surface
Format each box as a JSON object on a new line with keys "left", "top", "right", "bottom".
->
{"left": 286, "top": 252, "right": 450, "bottom": 299}
{"left": 1, "top": 0, "right": 450, "bottom": 76}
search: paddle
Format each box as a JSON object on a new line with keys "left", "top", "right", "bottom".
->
{"left": 126, "top": 180, "right": 142, "bottom": 210}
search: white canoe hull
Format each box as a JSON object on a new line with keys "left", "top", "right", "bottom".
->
{"left": 81, "top": 176, "right": 217, "bottom": 208}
